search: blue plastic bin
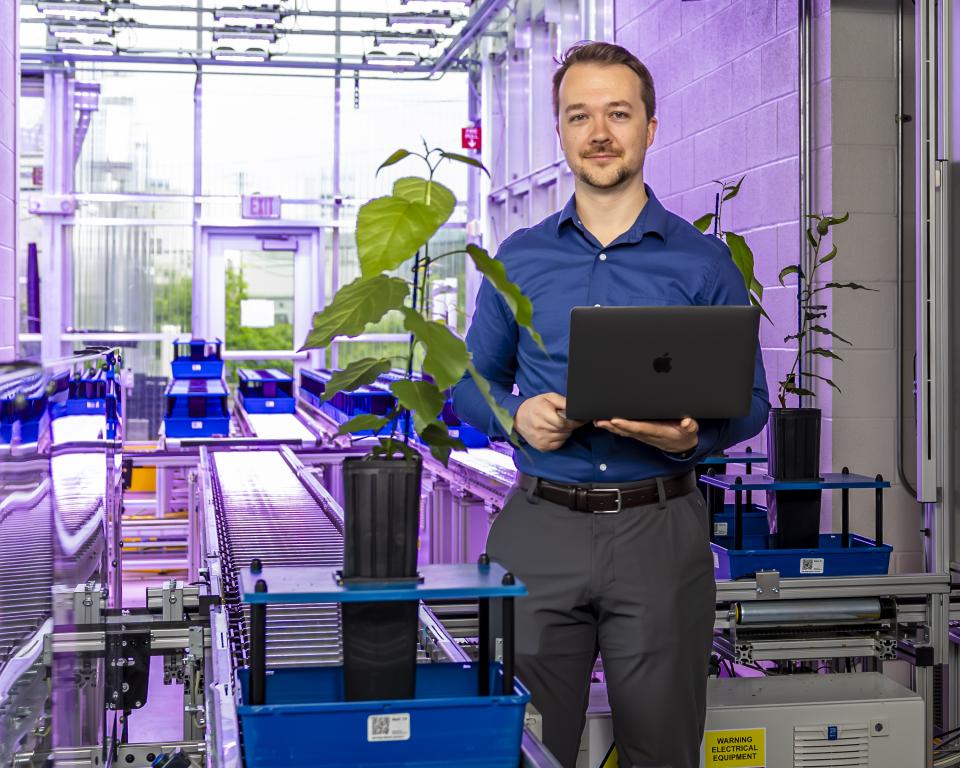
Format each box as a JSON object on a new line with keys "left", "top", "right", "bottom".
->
{"left": 163, "top": 378, "right": 230, "bottom": 437}
{"left": 171, "top": 337, "right": 224, "bottom": 379}
{"left": 236, "top": 662, "right": 529, "bottom": 768}
{"left": 711, "top": 503, "right": 769, "bottom": 540}
{"left": 237, "top": 368, "right": 296, "bottom": 414}
{"left": 712, "top": 533, "right": 892, "bottom": 580}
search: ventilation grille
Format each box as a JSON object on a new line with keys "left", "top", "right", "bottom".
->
{"left": 794, "top": 723, "right": 869, "bottom": 767}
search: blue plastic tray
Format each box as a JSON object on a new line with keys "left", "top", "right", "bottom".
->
{"left": 711, "top": 503, "right": 768, "bottom": 539}
{"left": 237, "top": 663, "right": 529, "bottom": 768}
{"left": 712, "top": 533, "right": 892, "bottom": 580}
{"left": 238, "top": 368, "right": 296, "bottom": 413}
{"left": 164, "top": 415, "right": 230, "bottom": 438}
{"left": 171, "top": 337, "right": 224, "bottom": 379}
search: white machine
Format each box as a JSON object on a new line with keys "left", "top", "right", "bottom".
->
{"left": 578, "top": 673, "right": 924, "bottom": 768}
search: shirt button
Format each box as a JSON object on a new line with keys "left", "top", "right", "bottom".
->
{"left": 599, "top": 463, "right": 608, "bottom": 472}
{"left": 599, "top": 253, "right": 607, "bottom": 261}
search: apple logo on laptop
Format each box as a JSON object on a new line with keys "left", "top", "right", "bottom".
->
{"left": 653, "top": 353, "right": 672, "bottom": 373}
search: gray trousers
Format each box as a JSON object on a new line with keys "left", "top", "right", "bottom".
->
{"left": 486, "top": 475, "right": 716, "bottom": 768}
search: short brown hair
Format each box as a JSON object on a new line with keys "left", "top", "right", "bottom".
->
{"left": 552, "top": 41, "right": 656, "bottom": 122}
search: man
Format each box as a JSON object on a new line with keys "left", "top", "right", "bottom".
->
{"left": 452, "top": 42, "right": 769, "bottom": 768}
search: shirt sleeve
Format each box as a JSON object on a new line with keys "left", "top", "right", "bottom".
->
{"left": 663, "top": 244, "right": 771, "bottom": 462}
{"left": 451, "top": 276, "right": 525, "bottom": 440}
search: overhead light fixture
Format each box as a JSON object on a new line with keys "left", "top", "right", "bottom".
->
{"left": 48, "top": 20, "right": 114, "bottom": 40}
{"left": 213, "top": 5, "right": 281, "bottom": 25}
{"left": 364, "top": 49, "right": 421, "bottom": 66}
{"left": 57, "top": 37, "right": 117, "bottom": 55}
{"left": 212, "top": 46, "right": 270, "bottom": 62}
{"left": 386, "top": 11, "right": 455, "bottom": 27}
{"left": 37, "top": 0, "right": 108, "bottom": 19}
{"left": 213, "top": 25, "right": 278, "bottom": 43}
{"left": 373, "top": 31, "right": 438, "bottom": 48}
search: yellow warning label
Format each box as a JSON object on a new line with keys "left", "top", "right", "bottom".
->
{"left": 599, "top": 743, "right": 618, "bottom": 768}
{"left": 704, "top": 728, "right": 766, "bottom": 767}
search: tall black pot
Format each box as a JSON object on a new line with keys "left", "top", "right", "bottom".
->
{"left": 766, "top": 408, "right": 822, "bottom": 549}
{"left": 341, "top": 455, "right": 422, "bottom": 701}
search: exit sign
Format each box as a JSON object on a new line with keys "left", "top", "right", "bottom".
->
{"left": 242, "top": 194, "right": 282, "bottom": 219}
{"left": 461, "top": 125, "right": 481, "bottom": 151}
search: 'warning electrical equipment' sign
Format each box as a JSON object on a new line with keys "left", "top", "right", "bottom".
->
{"left": 703, "top": 728, "right": 766, "bottom": 767}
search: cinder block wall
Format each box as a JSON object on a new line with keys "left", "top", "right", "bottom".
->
{"left": 615, "top": 0, "right": 804, "bottom": 457}
{"left": 822, "top": 0, "right": 921, "bottom": 572}
{"left": 0, "top": 0, "right": 18, "bottom": 362}
{"left": 614, "top": 0, "right": 922, "bottom": 572}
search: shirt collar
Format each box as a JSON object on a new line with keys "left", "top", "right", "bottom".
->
{"left": 556, "top": 184, "right": 668, "bottom": 244}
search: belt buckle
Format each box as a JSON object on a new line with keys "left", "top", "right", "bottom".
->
{"left": 593, "top": 488, "right": 622, "bottom": 514}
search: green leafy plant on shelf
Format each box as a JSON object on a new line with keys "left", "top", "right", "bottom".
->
{"left": 299, "top": 145, "right": 542, "bottom": 465}
{"left": 775, "top": 211, "right": 875, "bottom": 408}
{"left": 693, "top": 176, "right": 770, "bottom": 323}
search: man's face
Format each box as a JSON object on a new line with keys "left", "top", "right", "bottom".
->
{"left": 556, "top": 62, "right": 658, "bottom": 191}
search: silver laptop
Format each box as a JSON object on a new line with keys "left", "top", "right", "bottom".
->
{"left": 564, "top": 306, "right": 760, "bottom": 422}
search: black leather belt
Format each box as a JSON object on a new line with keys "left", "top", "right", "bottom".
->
{"left": 534, "top": 472, "right": 697, "bottom": 513}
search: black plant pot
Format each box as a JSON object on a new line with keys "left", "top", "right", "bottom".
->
{"left": 341, "top": 455, "right": 422, "bottom": 701}
{"left": 766, "top": 408, "right": 822, "bottom": 549}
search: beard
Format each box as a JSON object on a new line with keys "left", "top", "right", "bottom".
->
{"left": 573, "top": 153, "right": 642, "bottom": 190}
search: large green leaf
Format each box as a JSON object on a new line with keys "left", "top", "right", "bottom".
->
{"left": 440, "top": 151, "right": 490, "bottom": 177}
{"left": 465, "top": 361, "right": 514, "bottom": 438}
{"left": 392, "top": 378, "right": 446, "bottom": 434}
{"left": 816, "top": 243, "right": 838, "bottom": 266}
{"left": 778, "top": 264, "right": 804, "bottom": 286}
{"left": 376, "top": 149, "right": 411, "bottom": 175}
{"left": 300, "top": 275, "right": 409, "bottom": 350}
{"left": 807, "top": 347, "right": 844, "bottom": 361}
{"left": 392, "top": 177, "right": 455, "bottom": 228}
{"left": 321, "top": 357, "right": 393, "bottom": 404}
{"left": 722, "top": 175, "right": 745, "bottom": 201}
{"left": 693, "top": 213, "right": 714, "bottom": 233}
{"left": 724, "top": 233, "right": 755, "bottom": 296}
{"left": 465, "top": 244, "right": 544, "bottom": 350}
{"left": 749, "top": 294, "right": 772, "bottom": 323}
{"left": 418, "top": 422, "right": 467, "bottom": 465}
{"left": 809, "top": 324, "right": 851, "bottom": 345}
{"left": 335, "top": 413, "right": 392, "bottom": 437}
{"left": 801, "top": 371, "right": 842, "bottom": 393}
{"left": 402, "top": 308, "right": 469, "bottom": 389}
{"left": 370, "top": 437, "right": 420, "bottom": 461}
{"left": 356, "top": 196, "right": 441, "bottom": 278}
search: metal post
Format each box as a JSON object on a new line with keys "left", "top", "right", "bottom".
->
{"left": 875, "top": 475, "right": 884, "bottom": 547}
{"left": 841, "top": 466, "right": 850, "bottom": 548}
{"left": 478, "top": 554, "right": 490, "bottom": 696}
{"left": 502, "top": 571, "right": 515, "bottom": 696}
{"left": 249, "top": 570, "right": 267, "bottom": 706}
{"left": 734, "top": 477, "right": 743, "bottom": 551}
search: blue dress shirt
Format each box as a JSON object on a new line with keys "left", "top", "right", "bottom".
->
{"left": 452, "top": 186, "right": 770, "bottom": 484}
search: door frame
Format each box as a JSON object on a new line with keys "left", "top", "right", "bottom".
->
{"left": 194, "top": 224, "right": 323, "bottom": 372}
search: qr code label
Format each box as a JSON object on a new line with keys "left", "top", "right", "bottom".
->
{"left": 191, "top": 421, "right": 203, "bottom": 429}
{"left": 713, "top": 551, "right": 720, "bottom": 569}
{"left": 800, "top": 557, "right": 825, "bottom": 574}
{"left": 192, "top": 364, "right": 201, "bottom": 371}
{"left": 714, "top": 521, "right": 729, "bottom": 536}
{"left": 266, "top": 400, "right": 275, "bottom": 408}
{"left": 367, "top": 713, "right": 411, "bottom": 742}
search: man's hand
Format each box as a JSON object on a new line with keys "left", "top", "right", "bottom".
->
{"left": 515, "top": 393, "right": 586, "bottom": 452}
{"left": 594, "top": 417, "right": 700, "bottom": 454}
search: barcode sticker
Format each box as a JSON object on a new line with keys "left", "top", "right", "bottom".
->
{"left": 266, "top": 400, "right": 275, "bottom": 408}
{"left": 191, "top": 421, "right": 203, "bottom": 430}
{"left": 800, "top": 557, "right": 824, "bottom": 574}
{"left": 192, "top": 364, "right": 201, "bottom": 371}
{"left": 713, "top": 551, "right": 719, "bottom": 569}
{"left": 714, "top": 521, "right": 729, "bottom": 536}
{"left": 368, "top": 713, "right": 410, "bottom": 742}
{"left": 87, "top": 401, "right": 98, "bottom": 409}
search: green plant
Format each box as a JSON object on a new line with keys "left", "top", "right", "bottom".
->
{"left": 300, "top": 145, "right": 542, "bottom": 464}
{"left": 775, "top": 211, "right": 874, "bottom": 408}
{"left": 693, "top": 176, "right": 770, "bottom": 323}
